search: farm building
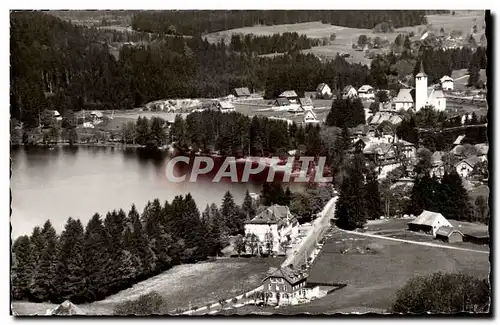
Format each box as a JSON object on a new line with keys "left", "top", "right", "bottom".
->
{"left": 262, "top": 267, "right": 308, "bottom": 305}
{"left": 463, "top": 231, "right": 489, "bottom": 246}
{"left": 316, "top": 83, "right": 332, "bottom": 98}
{"left": 455, "top": 156, "right": 480, "bottom": 179}
{"left": 393, "top": 89, "right": 413, "bottom": 111}
{"left": 244, "top": 205, "right": 299, "bottom": 255}
{"left": 358, "top": 85, "right": 375, "bottom": 100}
{"left": 233, "top": 87, "right": 251, "bottom": 98}
{"left": 279, "top": 90, "right": 299, "bottom": 103}
{"left": 440, "top": 75, "right": 454, "bottom": 91}
{"left": 435, "top": 226, "right": 464, "bottom": 243}
{"left": 303, "top": 109, "right": 319, "bottom": 124}
{"left": 299, "top": 97, "right": 314, "bottom": 110}
{"left": 342, "top": 85, "right": 357, "bottom": 99}
{"left": 217, "top": 101, "right": 235, "bottom": 113}
{"left": 408, "top": 210, "right": 453, "bottom": 237}
{"left": 273, "top": 97, "right": 291, "bottom": 108}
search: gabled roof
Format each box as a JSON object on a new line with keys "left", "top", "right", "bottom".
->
{"left": 279, "top": 90, "right": 298, "bottom": 98}
{"left": 457, "top": 156, "right": 480, "bottom": 168}
{"left": 436, "top": 226, "right": 463, "bottom": 238}
{"left": 90, "top": 110, "right": 103, "bottom": 118}
{"left": 275, "top": 97, "right": 291, "bottom": 106}
{"left": 316, "top": 83, "right": 328, "bottom": 93}
{"left": 394, "top": 89, "right": 413, "bottom": 103}
{"left": 440, "top": 75, "right": 453, "bottom": 83}
{"left": 431, "top": 151, "right": 445, "bottom": 166}
{"left": 389, "top": 115, "right": 403, "bottom": 125}
{"left": 263, "top": 267, "right": 308, "bottom": 285}
{"left": 427, "top": 88, "right": 445, "bottom": 100}
{"left": 409, "top": 210, "right": 450, "bottom": 227}
{"left": 245, "top": 204, "right": 296, "bottom": 226}
{"left": 53, "top": 110, "right": 61, "bottom": 116}
{"left": 453, "top": 134, "right": 466, "bottom": 145}
{"left": 358, "top": 85, "right": 374, "bottom": 93}
{"left": 49, "top": 300, "right": 85, "bottom": 315}
{"left": 218, "top": 101, "right": 235, "bottom": 109}
{"left": 234, "top": 87, "right": 251, "bottom": 97}
{"left": 304, "top": 109, "right": 318, "bottom": 122}
{"left": 342, "top": 85, "right": 356, "bottom": 94}
{"left": 298, "top": 97, "right": 313, "bottom": 107}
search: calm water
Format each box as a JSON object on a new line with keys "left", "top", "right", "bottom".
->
{"left": 10, "top": 147, "right": 275, "bottom": 238}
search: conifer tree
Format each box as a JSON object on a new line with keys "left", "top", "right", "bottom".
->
{"left": 365, "top": 166, "right": 383, "bottom": 219}
{"left": 440, "top": 171, "right": 470, "bottom": 221}
{"left": 30, "top": 220, "right": 58, "bottom": 302}
{"left": 241, "top": 190, "right": 256, "bottom": 221}
{"left": 221, "top": 191, "right": 239, "bottom": 235}
{"left": 128, "top": 204, "right": 155, "bottom": 278}
{"left": 12, "top": 235, "right": 33, "bottom": 300}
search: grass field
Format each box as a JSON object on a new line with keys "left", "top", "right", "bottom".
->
{"left": 11, "top": 258, "right": 282, "bottom": 315}
{"left": 205, "top": 12, "right": 486, "bottom": 65}
{"left": 222, "top": 226, "right": 490, "bottom": 315}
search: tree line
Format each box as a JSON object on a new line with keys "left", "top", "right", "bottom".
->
{"left": 326, "top": 97, "right": 366, "bottom": 129}
{"left": 229, "top": 32, "right": 321, "bottom": 55}
{"left": 11, "top": 190, "right": 256, "bottom": 303}
{"left": 131, "top": 11, "right": 429, "bottom": 36}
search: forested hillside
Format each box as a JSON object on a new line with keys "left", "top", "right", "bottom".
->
{"left": 10, "top": 11, "right": 372, "bottom": 127}
{"left": 131, "top": 10, "right": 430, "bottom": 35}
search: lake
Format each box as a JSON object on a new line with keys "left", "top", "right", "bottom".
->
{"left": 10, "top": 147, "right": 293, "bottom": 238}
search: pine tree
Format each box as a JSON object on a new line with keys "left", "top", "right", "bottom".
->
{"left": 103, "top": 209, "right": 127, "bottom": 294}
{"left": 365, "top": 166, "right": 383, "bottom": 219}
{"left": 82, "top": 214, "right": 111, "bottom": 302}
{"left": 12, "top": 235, "right": 33, "bottom": 300}
{"left": 30, "top": 220, "right": 58, "bottom": 302}
{"left": 53, "top": 218, "right": 86, "bottom": 303}
{"left": 241, "top": 190, "right": 256, "bottom": 221}
{"left": 221, "top": 191, "right": 239, "bottom": 235}
{"left": 128, "top": 204, "right": 155, "bottom": 278}
{"left": 440, "top": 171, "right": 470, "bottom": 221}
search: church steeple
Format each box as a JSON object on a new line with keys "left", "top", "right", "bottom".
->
{"left": 416, "top": 61, "right": 427, "bottom": 78}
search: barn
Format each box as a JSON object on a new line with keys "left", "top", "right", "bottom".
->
{"left": 408, "top": 210, "right": 453, "bottom": 237}
{"left": 435, "top": 226, "right": 463, "bottom": 243}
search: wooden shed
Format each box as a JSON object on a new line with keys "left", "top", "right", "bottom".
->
{"left": 435, "top": 226, "right": 463, "bottom": 243}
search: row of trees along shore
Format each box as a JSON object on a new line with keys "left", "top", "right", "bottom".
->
{"left": 12, "top": 190, "right": 260, "bottom": 304}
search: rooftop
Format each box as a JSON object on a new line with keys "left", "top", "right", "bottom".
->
{"left": 279, "top": 90, "right": 299, "bottom": 98}
{"left": 264, "top": 267, "right": 308, "bottom": 285}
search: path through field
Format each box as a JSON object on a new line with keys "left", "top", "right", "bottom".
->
{"left": 338, "top": 228, "right": 489, "bottom": 254}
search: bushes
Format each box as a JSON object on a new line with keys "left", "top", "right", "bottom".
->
{"left": 113, "top": 292, "right": 167, "bottom": 315}
{"left": 391, "top": 272, "right": 490, "bottom": 313}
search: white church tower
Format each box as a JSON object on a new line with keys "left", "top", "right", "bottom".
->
{"left": 415, "top": 61, "right": 428, "bottom": 112}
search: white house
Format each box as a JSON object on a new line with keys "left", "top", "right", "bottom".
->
{"left": 303, "top": 109, "right": 319, "bottom": 124}
{"left": 357, "top": 85, "right": 375, "bottom": 100}
{"left": 440, "top": 75, "right": 454, "bottom": 91}
{"left": 455, "top": 156, "right": 480, "bottom": 179}
{"left": 408, "top": 210, "right": 453, "bottom": 237}
{"left": 342, "top": 85, "right": 358, "bottom": 99}
{"left": 244, "top": 205, "right": 299, "bottom": 254}
{"left": 316, "top": 83, "right": 332, "bottom": 98}
{"left": 53, "top": 110, "right": 63, "bottom": 122}
{"left": 393, "top": 89, "right": 413, "bottom": 111}
{"left": 217, "top": 101, "right": 235, "bottom": 113}
{"left": 426, "top": 88, "right": 446, "bottom": 111}
{"left": 90, "top": 111, "right": 103, "bottom": 123}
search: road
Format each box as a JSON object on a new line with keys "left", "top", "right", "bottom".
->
{"left": 282, "top": 196, "right": 337, "bottom": 268}
{"left": 338, "top": 228, "right": 489, "bottom": 254}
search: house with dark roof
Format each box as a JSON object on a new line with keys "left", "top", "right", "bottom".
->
{"left": 273, "top": 97, "right": 291, "bottom": 109}
{"left": 279, "top": 90, "right": 299, "bottom": 103}
{"left": 233, "top": 87, "right": 251, "bottom": 98}
{"left": 244, "top": 205, "right": 298, "bottom": 254}
{"left": 463, "top": 230, "right": 489, "bottom": 245}
{"left": 262, "top": 267, "right": 309, "bottom": 305}
{"left": 298, "top": 97, "right": 314, "bottom": 110}
{"left": 358, "top": 85, "right": 375, "bottom": 100}
{"left": 316, "top": 83, "right": 332, "bottom": 98}
{"left": 217, "top": 101, "right": 235, "bottom": 113}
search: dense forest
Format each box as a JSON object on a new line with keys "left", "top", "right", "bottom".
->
{"left": 11, "top": 190, "right": 258, "bottom": 303}
{"left": 229, "top": 32, "right": 321, "bottom": 55}
{"left": 131, "top": 10, "right": 429, "bottom": 35}
{"left": 10, "top": 11, "right": 371, "bottom": 127}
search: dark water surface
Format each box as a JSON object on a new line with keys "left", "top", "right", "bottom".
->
{"left": 10, "top": 147, "right": 285, "bottom": 238}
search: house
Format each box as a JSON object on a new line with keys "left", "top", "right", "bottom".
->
{"left": 244, "top": 205, "right": 299, "bottom": 254}
{"left": 435, "top": 226, "right": 464, "bottom": 243}
{"left": 303, "top": 109, "right": 319, "bottom": 124}
{"left": 273, "top": 97, "right": 291, "bottom": 110}
{"left": 342, "top": 85, "right": 357, "bottom": 99}
{"left": 440, "top": 75, "right": 454, "bottom": 91}
{"left": 393, "top": 89, "right": 413, "bottom": 111}
{"left": 474, "top": 143, "right": 489, "bottom": 159}
{"left": 397, "top": 139, "right": 417, "bottom": 160}
{"left": 426, "top": 88, "right": 446, "bottom": 111}
{"left": 408, "top": 210, "right": 453, "bottom": 237}
{"left": 298, "top": 97, "right": 314, "bottom": 111}
{"left": 369, "top": 112, "right": 402, "bottom": 126}
{"left": 53, "top": 110, "right": 63, "bottom": 122}
{"left": 316, "top": 83, "right": 332, "bottom": 98}
{"left": 233, "top": 87, "right": 251, "bottom": 98}
{"left": 463, "top": 231, "right": 489, "bottom": 245}
{"left": 90, "top": 111, "right": 103, "bottom": 123}
{"left": 431, "top": 151, "right": 445, "bottom": 167}
{"left": 357, "top": 85, "right": 375, "bottom": 100}
{"left": 217, "top": 101, "right": 235, "bottom": 113}
{"left": 262, "top": 267, "right": 308, "bottom": 305}
{"left": 455, "top": 156, "right": 480, "bottom": 179}
{"left": 363, "top": 142, "right": 396, "bottom": 166}
{"left": 279, "top": 90, "right": 299, "bottom": 103}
